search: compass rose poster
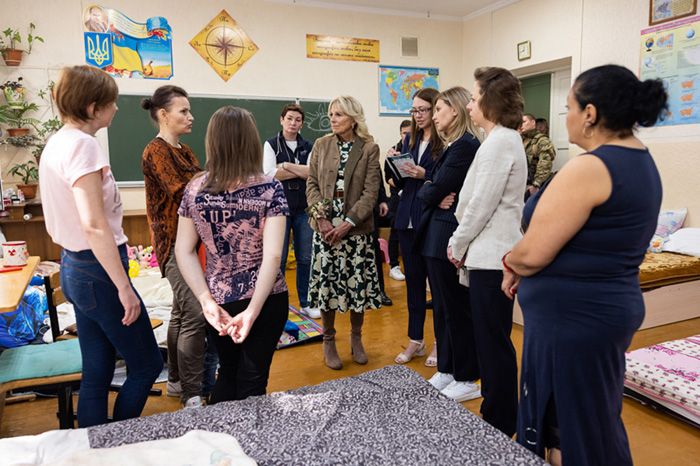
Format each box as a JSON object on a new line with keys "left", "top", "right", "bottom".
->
{"left": 189, "top": 10, "right": 259, "bottom": 82}
{"left": 82, "top": 4, "right": 174, "bottom": 80}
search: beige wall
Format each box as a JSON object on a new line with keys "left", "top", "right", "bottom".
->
{"left": 461, "top": 0, "right": 700, "bottom": 226}
{"left": 1, "top": 0, "right": 464, "bottom": 209}
{"left": 3, "top": 0, "right": 699, "bottom": 224}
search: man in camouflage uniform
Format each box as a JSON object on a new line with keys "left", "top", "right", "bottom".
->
{"left": 520, "top": 113, "right": 556, "bottom": 197}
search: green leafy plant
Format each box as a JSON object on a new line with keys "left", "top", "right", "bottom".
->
{"left": 0, "top": 23, "right": 43, "bottom": 53}
{"left": 0, "top": 101, "right": 40, "bottom": 129}
{"left": 0, "top": 134, "right": 39, "bottom": 148}
{"left": 8, "top": 160, "right": 39, "bottom": 185}
{"left": 31, "top": 116, "right": 63, "bottom": 159}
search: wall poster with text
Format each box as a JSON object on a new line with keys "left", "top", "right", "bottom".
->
{"left": 641, "top": 15, "right": 700, "bottom": 126}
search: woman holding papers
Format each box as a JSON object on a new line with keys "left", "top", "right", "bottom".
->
{"left": 390, "top": 87, "right": 442, "bottom": 366}
{"left": 415, "top": 87, "right": 481, "bottom": 403}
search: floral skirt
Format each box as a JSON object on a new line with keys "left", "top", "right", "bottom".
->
{"left": 308, "top": 200, "right": 381, "bottom": 313}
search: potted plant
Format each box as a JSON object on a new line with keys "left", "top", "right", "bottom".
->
{"left": 0, "top": 77, "right": 25, "bottom": 105}
{"left": 0, "top": 101, "right": 39, "bottom": 137}
{"left": 8, "top": 159, "right": 39, "bottom": 199}
{"left": 0, "top": 24, "right": 44, "bottom": 66}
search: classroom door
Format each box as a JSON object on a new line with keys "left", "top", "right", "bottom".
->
{"left": 521, "top": 73, "right": 551, "bottom": 123}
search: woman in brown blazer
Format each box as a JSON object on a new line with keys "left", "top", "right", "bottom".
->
{"left": 306, "top": 95, "right": 382, "bottom": 370}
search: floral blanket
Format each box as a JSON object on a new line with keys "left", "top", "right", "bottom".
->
{"left": 625, "top": 334, "right": 700, "bottom": 425}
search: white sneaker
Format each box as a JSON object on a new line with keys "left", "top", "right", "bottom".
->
{"left": 428, "top": 372, "right": 455, "bottom": 391}
{"left": 166, "top": 380, "right": 181, "bottom": 397}
{"left": 300, "top": 306, "right": 321, "bottom": 319}
{"left": 183, "top": 395, "right": 205, "bottom": 408}
{"left": 389, "top": 266, "right": 405, "bottom": 281}
{"left": 440, "top": 381, "right": 482, "bottom": 402}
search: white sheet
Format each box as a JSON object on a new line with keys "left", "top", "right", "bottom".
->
{"left": 0, "top": 428, "right": 89, "bottom": 466}
{"left": 0, "top": 429, "right": 256, "bottom": 466}
{"left": 663, "top": 228, "right": 700, "bottom": 257}
{"left": 44, "top": 267, "right": 173, "bottom": 346}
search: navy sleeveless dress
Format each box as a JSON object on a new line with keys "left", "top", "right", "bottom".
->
{"left": 517, "top": 145, "right": 662, "bottom": 465}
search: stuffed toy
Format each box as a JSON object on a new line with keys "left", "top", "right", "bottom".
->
{"left": 128, "top": 259, "right": 140, "bottom": 278}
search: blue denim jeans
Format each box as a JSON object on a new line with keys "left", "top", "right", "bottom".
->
{"left": 281, "top": 211, "right": 313, "bottom": 308}
{"left": 61, "top": 244, "right": 163, "bottom": 427}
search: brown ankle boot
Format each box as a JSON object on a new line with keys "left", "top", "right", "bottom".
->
{"left": 349, "top": 311, "right": 368, "bottom": 365}
{"left": 321, "top": 311, "right": 342, "bottom": 370}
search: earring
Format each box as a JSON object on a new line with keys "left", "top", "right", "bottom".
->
{"left": 583, "top": 123, "right": 593, "bottom": 139}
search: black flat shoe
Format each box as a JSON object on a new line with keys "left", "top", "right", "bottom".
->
{"left": 381, "top": 293, "right": 393, "bottom": 306}
{"left": 426, "top": 299, "right": 433, "bottom": 309}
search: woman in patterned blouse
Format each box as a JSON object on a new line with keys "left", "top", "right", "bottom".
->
{"left": 141, "top": 86, "right": 216, "bottom": 408}
{"left": 306, "top": 96, "right": 382, "bottom": 370}
{"left": 175, "top": 106, "right": 289, "bottom": 403}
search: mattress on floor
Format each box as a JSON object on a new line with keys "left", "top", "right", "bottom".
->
{"left": 87, "top": 365, "right": 546, "bottom": 466}
{"left": 640, "top": 252, "right": 700, "bottom": 291}
{"left": 625, "top": 334, "right": 700, "bottom": 426}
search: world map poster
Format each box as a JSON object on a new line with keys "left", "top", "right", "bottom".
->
{"left": 379, "top": 65, "right": 439, "bottom": 116}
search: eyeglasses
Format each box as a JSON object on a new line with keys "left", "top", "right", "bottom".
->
{"left": 409, "top": 107, "right": 432, "bottom": 115}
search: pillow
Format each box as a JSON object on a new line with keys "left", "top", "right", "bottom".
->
{"left": 662, "top": 228, "right": 700, "bottom": 257}
{"left": 648, "top": 208, "right": 687, "bottom": 252}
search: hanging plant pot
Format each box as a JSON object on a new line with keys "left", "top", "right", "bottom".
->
{"left": 3, "top": 87, "right": 26, "bottom": 106}
{"left": 6, "top": 128, "right": 31, "bottom": 137}
{"left": 1, "top": 49, "right": 24, "bottom": 67}
{"left": 17, "top": 183, "right": 38, "bottom": 200}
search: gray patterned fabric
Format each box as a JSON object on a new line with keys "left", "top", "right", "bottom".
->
{"left": 89, "top": 366, "right": 546, "bottom": 465}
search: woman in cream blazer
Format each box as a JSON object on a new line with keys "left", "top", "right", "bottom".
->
{"left": 447, "top": 67, "right": 527, "bottom": 437}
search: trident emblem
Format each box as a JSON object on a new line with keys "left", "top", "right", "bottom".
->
{"left": 84, "top": 32, "right": 113, "bottom": 68}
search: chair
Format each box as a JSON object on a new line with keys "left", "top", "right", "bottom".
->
{"left": 0, "top": 272, "right": 82, "bottom": 429}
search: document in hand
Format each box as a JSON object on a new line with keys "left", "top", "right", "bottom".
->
{"left": 386, "top": 153, "right": 416, "bottom": 184}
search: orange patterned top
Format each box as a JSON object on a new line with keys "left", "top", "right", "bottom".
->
{"left": 142, "top": 137, "right": 201, "bottom": 276}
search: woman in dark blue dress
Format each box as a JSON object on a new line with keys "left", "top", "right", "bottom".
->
{"left": 502, "top": 65, "right": 668, "bottom": 466}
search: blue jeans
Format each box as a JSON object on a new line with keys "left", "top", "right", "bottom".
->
{"left": 281, "top": 211, "right": 312, "bottom": 308}
{"left": 61, "top": 244, "right": 163, "bottom": 427}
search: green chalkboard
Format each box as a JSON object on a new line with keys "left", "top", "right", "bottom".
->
{"left": 108, "top": 94, "right": 331, "bottom": 183}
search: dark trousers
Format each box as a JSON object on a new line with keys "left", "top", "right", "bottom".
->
{"left": 372, "top": 228, "right": 386, "bottom": 293}
{"left": 398, "top": 230, "right": 428, "bottom": 340}
{"left": 61, "top": 245, "right": 163, "bottom": 427}
{"left": 208, "top": 292, "right": 288, "bottom": 403}
{"left": 388, "top": 227, "right": 400, "bottom": 267}
{"left": 469, "top": 269, "right": 518, "bottom": 436}
{"left": 425, "top": 257, "right": 479, "bottom": 382}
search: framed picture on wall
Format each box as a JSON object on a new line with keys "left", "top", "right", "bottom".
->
{"left": 649, "top": 0, "right": 697, "bottom": 25}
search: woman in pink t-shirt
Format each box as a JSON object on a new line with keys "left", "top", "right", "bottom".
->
{"left": 39, "top": 66, "right": 162, "bottom": 427}
{"left": 175, "top": 106, "right": 289, "bottom": 402}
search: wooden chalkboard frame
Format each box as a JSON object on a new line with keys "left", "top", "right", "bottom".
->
{"left": 108, "top": 93, "right": 331, "bottom": 186}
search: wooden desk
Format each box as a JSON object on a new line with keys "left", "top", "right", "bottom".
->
{"left": 0, "top": 208, "right": 150, "bottom": 262}
{"left": 0, "top": 256, "right": 40, "bottom": 313}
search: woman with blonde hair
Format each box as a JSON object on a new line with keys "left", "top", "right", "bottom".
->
{"left": 415, "top": 86, "right": 481, "bottom": 402}
{"left": 306, "top": 95, "right": 382, "bottom": 370}
{"left": 175, "top": 106, "right": 289, "bottom": 402}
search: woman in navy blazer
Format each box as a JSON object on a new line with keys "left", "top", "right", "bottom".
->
{"left": 390, "top": 87, "right": 443, "bottom": 365}
{"left": 415, "top": 86, "right": 482, "bottom": 403}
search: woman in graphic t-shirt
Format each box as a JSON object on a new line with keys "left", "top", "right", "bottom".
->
{"left": 39, "top": 65, "right": 162, "bottom": 427}
{"left": 175, "top": 106, "right": 289, "bottom": 402}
